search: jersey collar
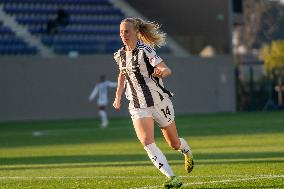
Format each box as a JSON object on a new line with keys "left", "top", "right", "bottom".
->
{"left": 122, "top": 40, "right": 144, "bottom": 52}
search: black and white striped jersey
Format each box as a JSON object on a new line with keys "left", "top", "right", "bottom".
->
{"left": 114, "top": 40, "right": 173, "bottom": 109}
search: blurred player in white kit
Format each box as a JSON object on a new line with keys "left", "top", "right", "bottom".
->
{"left": 89, "top": 75, "right": 117, "bottom": 128}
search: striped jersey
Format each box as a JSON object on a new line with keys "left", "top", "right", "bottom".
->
{"left": 114, "top": 40, "right": 173, "bottom": 109}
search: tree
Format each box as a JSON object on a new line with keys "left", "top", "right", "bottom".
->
{"left": 238, "top": 0, "right": 284, "bottom": 51}
{"left": 261, "top": 40, "right": 284, "bottom": 76}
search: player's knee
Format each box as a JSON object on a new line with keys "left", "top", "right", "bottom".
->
{"left": 168, "top": 141, "right": 180, "bottom": 150}
{"left": 139, "top": 137, "right": 154, "bottom": 146}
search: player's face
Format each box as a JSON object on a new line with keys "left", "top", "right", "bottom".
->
{"left": 120, "top": 22, "right": 138, "bottom": 46}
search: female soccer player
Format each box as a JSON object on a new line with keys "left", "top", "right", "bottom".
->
{"left": 113, "top": 18, "right": 194, "bottom": 188}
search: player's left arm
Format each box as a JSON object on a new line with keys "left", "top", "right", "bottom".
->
{"left": 152, "top": 61, "right": 172, "bottom": 78}
{"left": 106, "top": 81, "right": 118, "bottom": 88}
{"left": 143, "top": 46, "right": 171, "bottom": 78}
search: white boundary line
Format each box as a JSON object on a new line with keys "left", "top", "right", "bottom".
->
{"left": 0, "top": 176, "right": 159, "bottom": 180}
{"left": 31, "top": 125, "right": 131, "bottom": 136}
{"left": 0, "top": 174, "right": 283, "bottom": 180}
{"left": 130, "top": 175, "right": 284, "bottom": 189}
{"left": 0, "top": 175, "right": 250, "bottom": 180}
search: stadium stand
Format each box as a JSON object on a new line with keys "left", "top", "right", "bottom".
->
{"left": 0, "top": 22, "right": 37, "bottom": 55}
{"left": 0, "top": 0, "right": 171, "bottom": 55}
{"left": 0, "top": 0, "right": 124, "bottom": 55}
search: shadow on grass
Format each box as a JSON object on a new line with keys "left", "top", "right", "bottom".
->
{"left": 1, "top": 112, "right": 284, "bottom": 148}
{"left": 1, "top": 151, "right": 284, "bottom": 171}
{"left": 1, "top": 159, "right": 284, "bottom": 172}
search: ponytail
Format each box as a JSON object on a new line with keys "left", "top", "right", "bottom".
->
{"left": 121, "top": 18, "right": 166, "bottom": 48}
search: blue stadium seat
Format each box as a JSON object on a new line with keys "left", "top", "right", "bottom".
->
{"left": 0, "top": 25, "right": 38, "bottom": 55}
{"left": 0, "top": 0, "right": 171, "bottom": 55}
{"left": 0, "top": 0, "right": 111, "bottom": 5}
{"left": 0, "top": 26, "right": 13, "bottom": 34}
{"left": 29, "top": 27, "right": 119, "bottom": 35}
{"left": 0, "top": 45, "right": 37, "bottom": 55}
{"left": 4, "top": 6, "right": 122, "bottom": 15}
{"left": 16, "top": 16, "right": 122, "bottom": 25}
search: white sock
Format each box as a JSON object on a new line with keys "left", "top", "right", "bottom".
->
{"left": 178, "top": 138, "right": 192, "bottom": 155}
{"left": 144, "top": 143, "right": 175, "bottom": 178}
{"left": 99, "top": 110, "right": 108, "bottom": 127}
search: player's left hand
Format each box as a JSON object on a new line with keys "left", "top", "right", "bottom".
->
{"left": 152, "top": 67, "right": 164, "bottom": 78}
{"left": 152, "top": 62, "right": 172, "bottom": 78}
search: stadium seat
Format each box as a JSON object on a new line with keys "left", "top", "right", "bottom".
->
{"left": 0, "top": 0, "right": 125, "bottom": 55}
{"left": 0, "top": 0, "right": 171, "bottom": 55}
{"left": 0, "top": 25, "right": 38, "bottom": 55}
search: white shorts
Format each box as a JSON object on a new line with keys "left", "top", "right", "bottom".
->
{"left": 129, "top": 98, "right": 175, "bottom": 127}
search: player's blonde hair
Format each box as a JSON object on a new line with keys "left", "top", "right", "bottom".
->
{"left": 121, "top": 17, "right": 166, "bottom": 48}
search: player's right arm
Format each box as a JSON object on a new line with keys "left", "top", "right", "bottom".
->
{"left": 88, "top": 85, "right": 98, "bottom": 101}
{"left": 113, "top": 71, "right": 125, "bottom": 110}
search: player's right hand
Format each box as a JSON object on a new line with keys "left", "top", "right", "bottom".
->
{"left": 113, "top": 98, "right": 121, "bottom": 110}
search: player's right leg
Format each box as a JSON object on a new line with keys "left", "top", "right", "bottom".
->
{"left": 130, "top": 108, "right": 180, "bottom": 188}
{"left": 132, "top": 116, "right": 175, "bottom": 178}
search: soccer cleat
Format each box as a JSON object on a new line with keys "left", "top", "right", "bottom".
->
{"left": 184, "top": 153, "right": 194, "bottom": 173}
{"left": 164, "top": 176, "right": 183, "bottom": 189}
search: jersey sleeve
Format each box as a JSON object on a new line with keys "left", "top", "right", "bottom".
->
{"left": 105, "top": 81, "right": 118, "bottom": 88}
{"left": 143, "top": 46, "right": 163, "bottom": 67}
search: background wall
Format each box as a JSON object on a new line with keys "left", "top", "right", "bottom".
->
{"left": 126, "top": 0, "right": 232, "bottom": 54}
{"left": 0, "top": 55, "right": 235, "bottom": 122}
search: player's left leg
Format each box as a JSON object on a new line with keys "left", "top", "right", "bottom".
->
{"left": 154, "top": 98, "right": 194, "bottom": 173}
{"left": 98, "top": 105, "right": 108, "bottom": 128}
{"left": 161, "top": 122, "right": 194, "bottom": 174}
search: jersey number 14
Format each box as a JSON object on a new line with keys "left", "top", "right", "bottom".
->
{"left": 161, "top": 106, "right": 171, "bottom": 122}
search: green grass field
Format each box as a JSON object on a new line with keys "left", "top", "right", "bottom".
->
{"left": 0, "top": 111, "right": 284, "bottom": 189}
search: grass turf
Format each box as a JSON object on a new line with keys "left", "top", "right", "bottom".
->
{"left": 0, "top": 111, "right": 284, "bottom": 188}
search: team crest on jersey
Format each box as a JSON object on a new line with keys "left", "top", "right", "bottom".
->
{"left": 149, "top": 57, "right": 155, "bottom": 64}
{"left": 149, "top": 54, "right": 160, "bottom": 64}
